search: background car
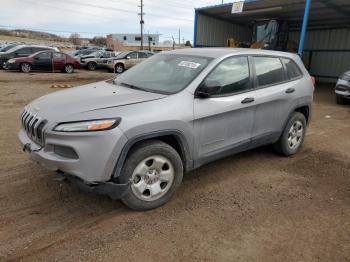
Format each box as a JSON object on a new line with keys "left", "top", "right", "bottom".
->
{"left": 0, "top": 45, "right": 58, "bottom": 68}
{"left": 0, "top": 44, "right": 17, "bottom": 54}
{"left": 80, "top": 50, "right": 121, "bottom": 71}
{"left": 4, "top": 50, "right": 80, "bottom": 73}
{"left": 106, "top": 50, "right": 154, "bottom": 73}
{"left": 335, "top": 70, "right": 350, "bottom": 104}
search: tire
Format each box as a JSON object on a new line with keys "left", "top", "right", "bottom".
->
{"left": 274, "top": 112, "right": 307, "bottom": 156}
{"left": 20, "top": 63, "right": 31, "bottom": 73}
{"left": 87, "top": 62, "right": 96, "bottom": 71}
{"left": 336, "top": 95, "right": 345, "bottom": 105}
{"left": 119, "top": 140, "right": 183, "bottom": 210}
{"left": 63, "top": 64, "right": 74, "bottom": 73}
{"left": 115, "top": 63, "right": 124, "bottom": 73}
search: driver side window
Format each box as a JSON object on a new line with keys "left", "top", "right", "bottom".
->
{"left": 205, "top": 56, "right": 251, "bottom": 96}
{"left": 128, "top": 52, "right": 138, "bottom": 59}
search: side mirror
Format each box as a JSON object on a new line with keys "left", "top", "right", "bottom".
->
{"left": 126, "top": 56, "right": 131, "bottom": 59}
{"left": 196, "top": 80, "right": 221, "bottom": 98}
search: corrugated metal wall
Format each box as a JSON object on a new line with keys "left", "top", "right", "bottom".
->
{"left": 289, "top": 29, "right": 350, "bottom": 82}
{"left": 196, "top": 14, "right": 252, "bottom": 47}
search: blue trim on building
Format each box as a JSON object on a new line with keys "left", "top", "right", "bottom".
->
{"left": 193, "top": 10, "right": 198, "bottom": 48}
{"left": 298, "top": 0, "right": 312, "bottom": 56}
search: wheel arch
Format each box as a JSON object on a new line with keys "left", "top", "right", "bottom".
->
{"left": 112, "top": 130, "right": 193, "bottom": 180}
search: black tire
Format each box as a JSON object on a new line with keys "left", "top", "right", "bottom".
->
{"left": 274, "top": 112, "right": 307, "bottom": 156}
{"left": 63, "top": 64, "right": 74, "bottom": 73}
{"left": 20, "top": 63, "right": 31, "bottom": 73}
{"left": 119, "top": 140, "right": 183, "bottom": 210}
{"left": 336, "top": 95, "right": 345, "bottom": 105}
{"left": 115, "top": 63, "right": 124, "bottom": 73}
{"left": 87, "top": 61, "right": 96, "bottom": 71}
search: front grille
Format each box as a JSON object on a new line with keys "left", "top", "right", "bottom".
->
{"left": 21, "top": 108, "right": 47, "bottom": 145}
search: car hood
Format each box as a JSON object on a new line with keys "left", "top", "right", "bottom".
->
{"left": 27, "top": 81, "right": 167, "bottom": 120}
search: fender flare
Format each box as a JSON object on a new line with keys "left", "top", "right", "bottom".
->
{"left": 112, "top": 130, "right": 193, "bottom": 179}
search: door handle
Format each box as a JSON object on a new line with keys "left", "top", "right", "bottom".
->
{"left": 285, "top": 88, "right": 295, "bottom": 94}
{"left": 241, "top": 97, "right": 255, "bottom": 104}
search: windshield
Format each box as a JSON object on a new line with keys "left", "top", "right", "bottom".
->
{"left": 114, "top": 54, "right": 212, "bottom": 94}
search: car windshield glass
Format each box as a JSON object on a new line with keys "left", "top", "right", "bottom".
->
{"left": 0, "top": 45, "right": 16, "bottom": 52}
{"left": 114, "top": 54, "right": 212, "bottom": 94}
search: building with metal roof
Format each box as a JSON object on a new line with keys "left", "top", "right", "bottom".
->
{"left": 194, "top": 0, "right": 350, "bottom": 81}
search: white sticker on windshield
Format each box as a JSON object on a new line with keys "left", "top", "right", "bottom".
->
{"left": 178, "top": 61, "right": 201, "bottom": 69}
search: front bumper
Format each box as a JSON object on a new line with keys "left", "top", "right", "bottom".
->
{"left": 3, "top": 62, "right": 19, "bottom": 70}
{"left": 57, "top": 172, "right": 130, "bottom": 199}
{"left": 18, "top": 126, "right": 128, "bottom": 182}
{"left": 335, "top": 79, "right": 350, "bottom": 98}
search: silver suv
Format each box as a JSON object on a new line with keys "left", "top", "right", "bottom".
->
{"left": 19, "top": 48, "right": 314, "bottom": 210}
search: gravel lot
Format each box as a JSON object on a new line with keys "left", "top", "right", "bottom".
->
{"left": 0, "top": 70, "right": 349, "bottom": 261}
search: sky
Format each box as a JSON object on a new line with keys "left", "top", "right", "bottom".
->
{"left": 0, "top": 0, "right": 226, "bottom": 43}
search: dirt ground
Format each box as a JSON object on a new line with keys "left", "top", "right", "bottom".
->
{"left": 0, "top": 70, "right": 349, "bottom": 262}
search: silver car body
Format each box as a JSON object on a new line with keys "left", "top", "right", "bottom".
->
{"left": 335, "top": 70, "right": 350, "bottom": 99}
{"left": 19, "top": 48, "right": 313, "bottom": 193}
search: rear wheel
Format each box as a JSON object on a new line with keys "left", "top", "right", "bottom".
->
{"left": 119, "top": 140, "right": 183, "bottom": 210}
{"left": 87, "top": 62, "right": 96, "bottom": 71}
{"left": 115, "top": 63, "right": 124, "bottom": 73}
{"left": 274, "top": 112, "right": 306, "bottom": 156}
{"left": 336, "top": 95, "right": 345, "bottom": 105}
{"left": 63, "top": 64, "right": 74, "bottom": 73}
{"left": 20, "top": 63, "right": 31, "bottom": 73}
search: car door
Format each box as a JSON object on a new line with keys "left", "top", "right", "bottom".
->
{"left": 193, "top": 56, "right": 256, "bottom": 162}
{"left": 33, "top": 52, "right": 52, "bottom": 71}
{"left": 250, "top": 56, "right": 300, "bottom": 146}
{"left": 52, "top": 52, "right": 66, "bottom": 71}
{"left": 124, "top": 52, "right": 139, "bottom": 69}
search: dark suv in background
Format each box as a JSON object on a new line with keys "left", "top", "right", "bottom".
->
{"left": 0, "top": 45, "right": 58, "bottom": 68}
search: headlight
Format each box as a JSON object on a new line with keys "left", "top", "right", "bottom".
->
{"left": 53, "top": 118, "right": 121, "bottom": 132}
{"left": 7, "top": 58, "right": 15, "bottom": 63}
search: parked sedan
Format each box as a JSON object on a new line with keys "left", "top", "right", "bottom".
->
{"left": 106, "top": 51, "right": 154, "bottom": 73}
{"left": 80, "top": 50, "right": 120, "bottom": 71}
{"left": 4, "top": 51, "right": 80, "bottom": 73}
{"left": 335, "top": 70, "right": 350, "bottom": 104}
{"left": 0, "top": 45, "right": 58, "bottom": 68}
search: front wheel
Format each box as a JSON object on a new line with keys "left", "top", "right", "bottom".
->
{"left": 63, "top": 64, "right": 74, "bottom": 73}
{"left": 20, "top": 63, "right": 31, "bottom": 73}
{"left": 119, "top": 140, "right": 183, "bottom": 210}
{"left": 274, "top": 112, "right": 306, "bottom": 156}
{"left": 87, "top": 62, "right": 96, "bottom": 71}
{"left": 115, "top": 63, "right": 124, "bottom": 73}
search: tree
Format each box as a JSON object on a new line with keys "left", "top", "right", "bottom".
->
{"left": 91, "top": 36, "right": 107, "bottom": 47}
{"left": 69, "top": 33, "right": 82, "bottom": 45}
{"left": 185, "top": 40, "right": 192, "bottom": 47}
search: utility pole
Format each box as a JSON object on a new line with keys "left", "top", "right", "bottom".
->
{"left": 138, "top": 0, "right": 145, "bottom": 50}
{"left": 178, "top": 28, "right": 181, "bottom": 45}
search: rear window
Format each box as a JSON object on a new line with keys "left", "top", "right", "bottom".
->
{"left": 254, "top": 56, "right": 285, "bottom": 87}
{"left": 282, "top": 58, "right": 303, "bottom": 80}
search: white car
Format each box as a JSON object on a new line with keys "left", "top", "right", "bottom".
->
{"left": 335, "top": 71, "right": 350, "bottom": 104}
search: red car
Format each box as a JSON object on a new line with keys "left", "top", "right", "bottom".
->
{"left": 4, "top": 50, "right": 81, "bottom": 73}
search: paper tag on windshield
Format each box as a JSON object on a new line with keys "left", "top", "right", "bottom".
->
{"left": 178, "top": 61, "right": 201, "bottom": 69}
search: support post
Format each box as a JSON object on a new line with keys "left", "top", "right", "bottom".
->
{"left": 298, "top": 0, "right": 312, "bottom": 56}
